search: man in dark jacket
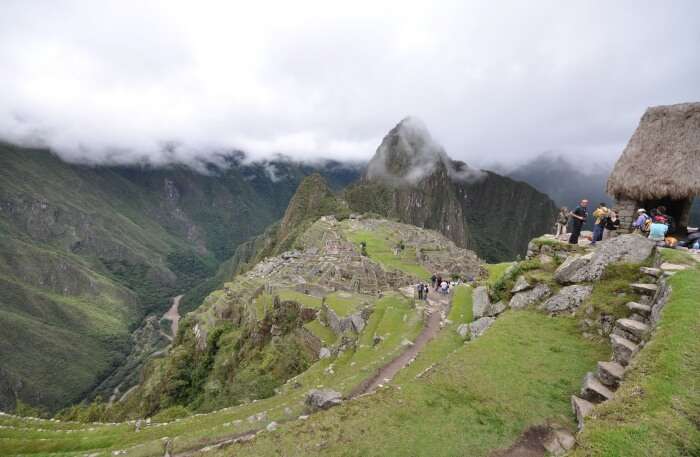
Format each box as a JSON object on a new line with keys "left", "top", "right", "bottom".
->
{"left": 569, "top": 199, "right": 589, "bottom": 245}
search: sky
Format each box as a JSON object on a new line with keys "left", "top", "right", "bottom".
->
{"left": 1, "top": 0, "right": 699, "bottom": 169}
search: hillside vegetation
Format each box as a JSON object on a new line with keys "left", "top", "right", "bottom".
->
{"left": 0, "top": 144, "right": 359, "bottom": 412}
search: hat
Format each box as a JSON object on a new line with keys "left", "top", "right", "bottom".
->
{"left": 637, "top": 208, "right": 646, "bottom": 213}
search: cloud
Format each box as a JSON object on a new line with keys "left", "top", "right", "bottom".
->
{"left": 366, "top": 116, "right": 485, "bottom": 185}
{"left": 1, "top": 0, "right": 699, "bottom": 168}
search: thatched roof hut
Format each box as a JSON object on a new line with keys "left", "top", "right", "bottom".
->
{"left": 607, "top": 102, "right": 700, "bottom": 200}
{"left": 607, "top": 102, "right": 700, "bottom": 232}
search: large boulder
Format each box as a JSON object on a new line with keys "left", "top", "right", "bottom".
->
{"left": 485, "top": 300, "right": 507, "bottom": 317}
{"left": 509, "top": 283, "right": 551, "bottom": 309}
{"left": 540, "top": 285, "right": 593, "bottom": 313}
{"left": 468, "top": 317, "right": 495, "bottom": 339}
{"left": 472, "top": 286, "right": 491, "bottom": 319}
{"left": 456, "top": 323, "right": 469, "bottom": 338}
{"left": 511, "top": 275, "right": 530, "bottom": 293}
{"left": 554, "top": 234, "right": 655, "bottom": 284}
{"left": 305, "top": 389, "right": 342, "bottom": 411}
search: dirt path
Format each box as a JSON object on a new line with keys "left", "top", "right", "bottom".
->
{"left": 350, "top": 290, "right": 451, "bottom": 397}
{"left": 162, "top": 295, "right": 182, "bottom": 339}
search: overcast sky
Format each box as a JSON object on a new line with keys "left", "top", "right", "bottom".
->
{"left": 1, "top": 1, "right": 699, "bottom": 168}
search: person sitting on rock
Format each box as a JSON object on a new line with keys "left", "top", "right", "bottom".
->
{"left": 603, "top": 208, "right": 620, "bottom": 240}
{"left": 649, "top": 217, "right": 669, "bottom": 243}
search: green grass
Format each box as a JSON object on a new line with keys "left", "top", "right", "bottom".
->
{"left": 345, "top": 228, "right": 430, "bottom": 279}
{"left": 450, "top": 285, "right": 474, "bottom": 324}
{"left": 572, "top": 264, "right": 700, "bottom": 457}
{"left": 658, "top": 247, "right": 698, "bottom": 265}
{"left": 582, "top": 262, "right": 645, "bottom": 320}
{"left": 304, "top": 320, "right": 338, "bottom": 345}
{"left": 221, "top": 310, "right": 608, "bottom": 457}
{"left": 486, "top": 262, "right": 514, "bottom": 287}
{"left": 324, "top": 292, "right": 373, "bottom": 317}
{"left": 0, "top": 295, "right": 424, "bottom": 456}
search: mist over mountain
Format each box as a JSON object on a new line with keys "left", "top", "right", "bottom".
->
{"left": 347, "top": 119, "right": 557, "bottom": 262}
{"left": 501, "top": 153, "right": 700, "bottom": 226}
{"left": 500, "top": 153, "right": 613, "bottom": 210}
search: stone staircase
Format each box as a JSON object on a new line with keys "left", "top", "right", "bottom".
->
{"left": 570, "top": 261, "right": 685, "bottom": 430}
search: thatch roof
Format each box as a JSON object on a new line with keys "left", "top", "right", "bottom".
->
{"left": 607, "top": 102, "right": 700, "bottom": 200}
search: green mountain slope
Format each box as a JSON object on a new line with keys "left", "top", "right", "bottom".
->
{"left": 0, "top": 144, "right": 360, "bottom": 412}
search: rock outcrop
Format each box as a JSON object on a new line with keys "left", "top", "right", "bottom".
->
{"left": 472, "top": 286, "right": 491, "bottom": 319}
{"left": 509, "top": 283, "right": 551, "bottom": 309}
{"left": 305, "top": 389, "right": 342, "bottom": 411}
{"left": 554, "top": 234, "right": 655, "bottom": 284}
{"left": 540, "top": 285, "right": 593, "bottom": 313}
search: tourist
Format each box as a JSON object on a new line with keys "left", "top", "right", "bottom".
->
{"left": 568, "top": 199, "right": 589, "bottom": 245}
{"left": 431, "top": 274, "right": 437, "bottom": 289}
{"left": 440, "top": 280, "right": 448, "bottom": 295}
{"left": 555, "top": 207, "right": 569, "bottom": 237}
{"left": 603, "top": 208, "right": 620, "bottom": 240}
{"left": 632, "top": 208, "right": 650, "bottom": 233}
{"left": 416, "top": 283, "right": 423, "bottom": 300}
{"left": 591, "top": 202, "right": 609, "bottom": 245}
{"left": 436, "top": 275, "right": 443, "bottom": 291}
{"left": 657, "top": 205, "right": 676, "bottom": 233}
{"left": 649, "top": 217, "right": 669, "bottom": 243}
{"left": 423, "top": 284, "right": 429, "bottom": 300}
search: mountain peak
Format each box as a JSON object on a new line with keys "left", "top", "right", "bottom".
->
{"left": 365, "top": 117, "right": 483, "bottom": 186}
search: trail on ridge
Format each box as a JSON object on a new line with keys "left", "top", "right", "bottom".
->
{"left": 350, "top": 288, "right": 451, "bottom": 398}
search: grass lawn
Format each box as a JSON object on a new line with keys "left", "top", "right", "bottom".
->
{"left": 221, "top": 310, "right": 608, "bottom": 457}
{"left": 572, "top": 264, "right": 700, "bottom": 457}
{"left": 304, "top": 320, "right": 338, "bottom": 346}
{"left": 450, "top": 284, "right": 474, "bottom": 324}
{"left": 0, "top": 295, "right": 423, "bottom": 457}
{"left": 658, "top": 247, "right": 698, "bottom": 265}
{"left": 345, "top": 228, "right": 430, "bottom": 279}
{"left": 486, "top": 262, "right": 514, "bottom": 287}
{"left": 324, "top": 291, "right": 373, "bottom": 317}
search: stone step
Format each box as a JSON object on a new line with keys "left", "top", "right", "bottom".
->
{"left": 627, "top": 301, "right": 652, "bottom": 316}
{"left": 640, "top": 267, "right": 662, "bottom": 278}
{"left": 629, "top": 313, "right": 650, "bottom": 325}
{"left": 580, "top": 372, "right": 615, "bottom": 403}
{"left": 615, "top": 319, "right": 650, "bottom": 341}
{"left": 597, "top": 361, "right": 625, "bottom": 387}
{"left": 614, "top": 318, "right": 650, "bottom": 343}
{"left": 630, "top": 283, "right": 658, "bottom": 295}
{"left": 611, "top": 334, "right": 639, "bottom": 366}
{"left": 571, "top": 395, "right": 595, "bottom": 430}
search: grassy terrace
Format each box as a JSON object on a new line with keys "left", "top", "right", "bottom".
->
{"left": 485, "top": 262, "right": 514, "bottom": 287}
{"left": 344, "top": 227, "right": 430, "bottom": 279}
{"left": 0, "top": 295, "right": 422, "bottom": 457}
{"left": 220, "top": 310, "right": 608, "bottom": 457}
{"left": 572, "top": 259, "right": 700, "bottom": 457}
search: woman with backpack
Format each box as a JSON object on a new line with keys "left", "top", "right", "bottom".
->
{"left": 632, "top": 208, "right": 650, "bottom": 234}
{"left": 555, "top": 207, "right": 569, "bottom": 237}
